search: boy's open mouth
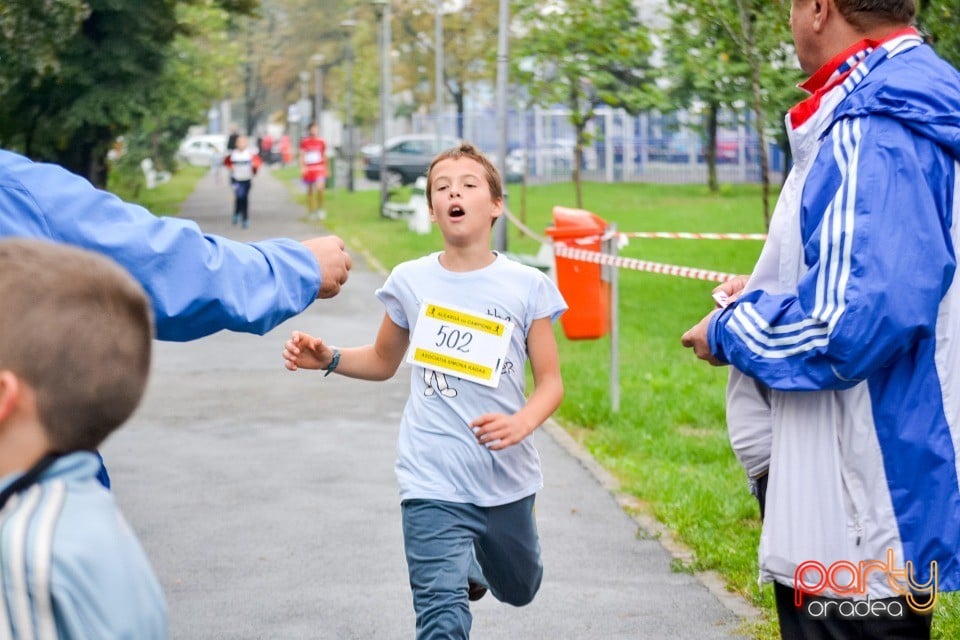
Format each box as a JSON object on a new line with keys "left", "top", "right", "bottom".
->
{"left": 449, "top": 205, "right": 465, "bottom": 218}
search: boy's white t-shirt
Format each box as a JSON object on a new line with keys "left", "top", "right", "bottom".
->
{"left": 227, "top": 149, "right": 257, "bottom": 181}
{"left": 376, "top": 252, "right": 567, "bottom": 507}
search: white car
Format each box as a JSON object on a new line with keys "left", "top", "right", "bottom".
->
{"left": 506, "top": 140, "right": 590, "bottom": 181}
{"left": 177, "top": 134, "right": 228, "bottom": 167}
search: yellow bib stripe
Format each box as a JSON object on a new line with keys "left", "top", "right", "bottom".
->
{"left": 413, "top": 348, "right": 493, "bottom": 380}
{"left": 425, "top": 304, "right": 505, "bottom": 336}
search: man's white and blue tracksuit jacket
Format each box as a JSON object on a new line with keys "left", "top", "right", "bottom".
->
{"left": 711, "top": 30, "right": 960, "bottom": 599}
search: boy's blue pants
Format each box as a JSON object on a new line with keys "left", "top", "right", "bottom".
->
{"left": 401, "top": 495, "right": 542, "bottom": 640}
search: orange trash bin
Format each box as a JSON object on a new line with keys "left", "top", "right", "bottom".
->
{"left": 546, "top": 206, "right": 610, "bottom": 340}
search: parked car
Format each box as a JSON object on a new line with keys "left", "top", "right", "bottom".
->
{"left": 716, "top": 142, "right": 738, "bottom": 163}
{"left": 362, "top": 134, "right": 460, "bottom": 186}
{"left": 177, "top": 134, "right": 228, "bottom": 167}
{"left": 647, "top": 131, "right": 698, "bottom": 163}
{"left": 713, "top": 133, "right": 741, "bottom": 164}
{"left": 646, "top": 130, "right": 743, "bottom": 164}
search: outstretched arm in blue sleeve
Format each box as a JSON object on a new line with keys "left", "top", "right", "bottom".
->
{"left": 0, "top": 150, "right": 324, "bottom": 341}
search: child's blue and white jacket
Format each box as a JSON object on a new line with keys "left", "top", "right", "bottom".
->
{"left": 0, "top": 453, "right": 167, "bottom": 638}
{"left": 710, "top": 29, "right": 960, "bottom": 598}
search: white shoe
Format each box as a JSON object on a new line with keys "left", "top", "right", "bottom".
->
{"left": 315, "top": 209, "right": 327, "bottom": 220}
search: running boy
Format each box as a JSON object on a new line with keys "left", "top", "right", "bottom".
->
{"left": 300, "top": 122, "right": 327, "bottom": 219}
{"left": 282, "top": 143, "right": 566, "bottom": 639}
{"left": 224, "top": 134, "right": 262, "bottom": 228}
{"left": 0, "top": 239, "right": 165, "bottom": 637}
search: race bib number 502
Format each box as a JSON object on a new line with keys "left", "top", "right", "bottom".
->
{"left": 406, "top": 299, "right": 515, "bottom": 388}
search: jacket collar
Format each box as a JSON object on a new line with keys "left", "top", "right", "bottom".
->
{"left": 788, "top": 27, "right": 920, "bottom": 130}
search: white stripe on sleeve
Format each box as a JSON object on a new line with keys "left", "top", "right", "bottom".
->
{"left": 32, "top": 481, "right": 66, "bottom": 640}
{"left": 7, "top": 486, "right": 43, "bottom": 640}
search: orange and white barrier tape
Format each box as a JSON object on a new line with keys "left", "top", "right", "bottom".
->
{"left": 554, "top": 244, "right": 739, "bottom": 283}
{"left": 564, "top": 230, "right": 766, "bottom": 245}
{"left": 621, "top": 231, "right": 766, "bottom": 241}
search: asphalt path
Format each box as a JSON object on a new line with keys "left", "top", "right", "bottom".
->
{"left": 107, "top": 167, "right": 752, "bottom": 639}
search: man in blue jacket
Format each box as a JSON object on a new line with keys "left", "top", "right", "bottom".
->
{"left": 1, "top": 148, "right": 352, "bottom": 487}
{"left": 0, "top": 148, "right": 351, "bottom": 342}
{"left": 683, "top": 1, "right": 960, "bottom": 638}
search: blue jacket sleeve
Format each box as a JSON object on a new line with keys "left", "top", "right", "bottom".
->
{"left": 710, "top": 116, "right": 956, "bottom": 390}
{"left": 0, "top": 151, "right": 321, "bottom": 341}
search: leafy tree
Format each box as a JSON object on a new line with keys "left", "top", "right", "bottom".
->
{"left": 0, "top": 0, "right": 255, "bottom": 187}
{"left": 236, "top": 0, "right": 388, "bottom": 154}
{"left": 111, "top": 3, "right": 248, "bottom": 196}
{"left": 249, "top": 0, "right": 346, "bottom": 130}
{"left": 513, "top": 0, "right": 654, "bottom": 208}
{"left": 918, "top": 0, "right": 960, "bottom": 67}
{"left": 662, "top": 0, "right": 751, "bottom": 193}
{"left": 660, "top": 0, "right": 798, "bottom": 227}
{"left": 0, "top": 0, "right": 89, "bottom": 96}
{"left": 389, "top": 0, "right": 500, "bottom": 139}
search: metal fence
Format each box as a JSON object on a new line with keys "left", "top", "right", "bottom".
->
{"left": 403, "top": 106, "right": 785, "bottom": 186}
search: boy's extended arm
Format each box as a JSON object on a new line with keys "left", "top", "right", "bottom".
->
{"left": 283, "top": 313, "right": 409, "bottom": 381}
{"left": 336, "top": 314, "right": 409, "bottom": 380}
{"left": 471, "top": 317, "right": 563, "bottom": 451}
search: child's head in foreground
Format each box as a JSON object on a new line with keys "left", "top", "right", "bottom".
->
{"left": 0, "top": 239, "right": 152, "bottom": 458}
{"left": 425, "top": 142, "right": 504, "bottom": 218}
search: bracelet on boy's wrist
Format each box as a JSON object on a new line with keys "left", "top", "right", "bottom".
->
{"left": 324, "top": 347, "right": 341, "bottom": 377}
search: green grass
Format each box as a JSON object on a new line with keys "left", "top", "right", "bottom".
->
{"left": 278, "top": 168, "right": 960, "bottom": 639}
{"left": 108, "top": 165, "right": 209, "bottom": 217}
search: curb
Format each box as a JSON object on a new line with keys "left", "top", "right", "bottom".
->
{"left": 542, "top": 420, "right": 763, "bottom": 622}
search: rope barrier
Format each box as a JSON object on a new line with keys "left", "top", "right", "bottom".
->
{"left": 502, "top": 207, "right": 549, "bottom": 245}
{"left": 566, "top": 231, "right": 766, "bottom": 244}
{"left": 554, "top": 243, "right": 739, "bottom": 283}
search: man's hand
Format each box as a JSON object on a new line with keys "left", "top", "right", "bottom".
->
{"left": 302, "top": 236, "right": 352, "bottom": 298}
{"left": 713, "top": 274, "right": 749, "bottom": 307}
{"left": 681, "top": 310, "right": 725, "bottom": 366}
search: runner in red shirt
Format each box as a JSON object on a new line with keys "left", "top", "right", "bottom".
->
{"left": 300, "top": 123, "right": 327, "bottom": 220}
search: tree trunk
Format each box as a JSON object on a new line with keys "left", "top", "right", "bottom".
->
{"left": 568, "top": 81, "right": 585, "bottom": 209}
{"left": 750, "top": 72, "right": 771, "bottom": 228}
{"left": 737, "top": 0, "right": 771, "bottom": 228}
{"left": 455, "top": 90, "right": 465, "bottom": 139}
{"left": 574, "top": 122, "right": 586, "bottom": 209}
{"left": 706, "top": 101, "right": 719, "bottom": 193}
{"left": 59, "top": 134, "right": 109, "bottom": 188}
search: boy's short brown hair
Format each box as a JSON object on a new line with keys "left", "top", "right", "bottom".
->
{"left": 425, "top": 142, "right": 503, "bottom": 210}
{"left": 0, "top": 239, "right": 152, "bottom": 452}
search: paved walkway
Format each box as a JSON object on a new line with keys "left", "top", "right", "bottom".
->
{"left": 107, "top": 167, "right": 753, "bottom": 639}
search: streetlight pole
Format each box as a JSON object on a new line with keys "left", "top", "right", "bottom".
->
{"left": 297, "top": 70, "right": 310, "bottom": 153}
{"left": 341, "top": 19, "right": 357, "bottom": 192}
{"left": 372, "top": 0, "right": 391, "bottom": 214}
{"left": 434, "top": 0, "right": 444, "bottom": 148}
{"left": 311, "top": 53, "right": 325, "bottom": 137}
{"left": 243, "top": 18, "right": 254, "bottom": 135}
{"left": 493, "top": 0, "right": 510, "bottom": 251}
